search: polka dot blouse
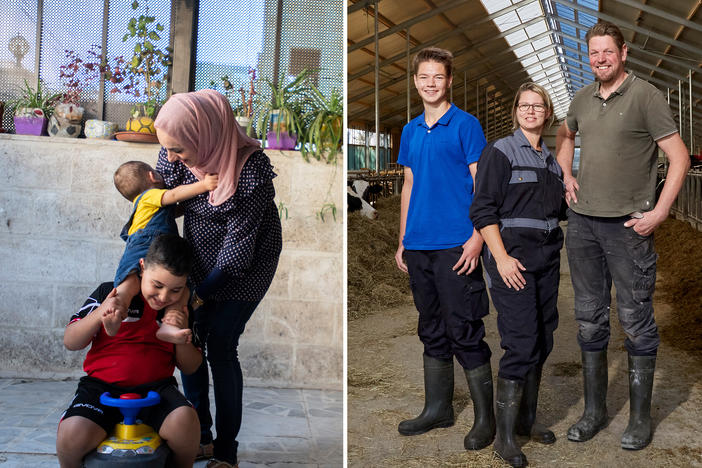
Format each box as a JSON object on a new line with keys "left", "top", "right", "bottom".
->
{"left": 156, "top": 148, "right": 282, "bottom": 302}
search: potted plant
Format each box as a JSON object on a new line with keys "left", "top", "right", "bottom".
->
{"left": 102, "top": 0, "right": 172, "bottom": 137}
{"left": 11, "top": 79, "right": 60, "bottom": 136}
{"left": 49, "top": 46, "right": 102, "bottom": 138}
{"left": 217, "top": 68, "right": 256, "bottom": 136}
{"left": 255, "top": 68, "right": 312, "bottom": 150}
{"left": 299, "top": 86, "right": 342, "bottom": 164}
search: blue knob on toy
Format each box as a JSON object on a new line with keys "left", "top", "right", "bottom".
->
{"left": 99, "top": 391, "right": 161, "bottom": 425}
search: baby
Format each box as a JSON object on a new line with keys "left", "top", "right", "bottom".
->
{"left": 109, "top": 160, "right": 218, "bottom": 343}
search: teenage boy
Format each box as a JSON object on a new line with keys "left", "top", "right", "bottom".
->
{"left": 56, "top": 234, "right": 202, "bottom": 468}
{"left": 394, "top": 46, "right": 494, "bottom": 450}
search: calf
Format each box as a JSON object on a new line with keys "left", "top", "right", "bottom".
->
{"left": 347, "top": 179, "right": 381, "bottom": 219}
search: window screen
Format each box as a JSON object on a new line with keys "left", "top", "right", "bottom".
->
{"left": 104, "top": 0, "right": 171, "bottom": 126}
{"left": 0, "top": 0, "right": 171, "bottom": 132}
{"left": 0, "top": 2, "right": 39, "bottom": 132}
{"left": 195, "top": 0, "right": 343, "bottom": 133}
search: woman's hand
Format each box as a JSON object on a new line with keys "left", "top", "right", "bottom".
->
{"left": 496, "top": 255, "right": 527, "bottom": 290}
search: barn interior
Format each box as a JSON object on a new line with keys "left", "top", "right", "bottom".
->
{"left": 348, "top": 0, "right": 702, "bottom": 176}
{"left": 347, "top": 2, "right": 702, "bottom": 465}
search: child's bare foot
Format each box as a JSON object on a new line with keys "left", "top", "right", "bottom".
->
{"left": 102, "top": 310, "right": 124, "bottom": 336}
{"left": 156, "top": 323, "right": 192, "bottom": 344}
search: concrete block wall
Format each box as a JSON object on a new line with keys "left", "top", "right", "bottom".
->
{"left": 0, "top": 134, "right": 343, "bottom": 390}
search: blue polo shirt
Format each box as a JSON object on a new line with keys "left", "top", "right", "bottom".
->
{"left": 398, "top": 103, "right": 486, "bottom": 250}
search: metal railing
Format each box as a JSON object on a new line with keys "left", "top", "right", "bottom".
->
{"left": 348, "top": 168, "right": 404, "bottom": 204}
{"left": 665, "top": 168, "right": 702, "bottom": 232}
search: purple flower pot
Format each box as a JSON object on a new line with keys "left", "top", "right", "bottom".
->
{"left": 266, "top": 131, "right": 297, "bottom": 150}
{"left": 14, "top": 116, "right": 48, "bottom": 136}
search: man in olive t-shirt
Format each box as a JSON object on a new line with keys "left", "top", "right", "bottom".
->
{"left": 556, "top": 21, "right": 689, "bottom": 451}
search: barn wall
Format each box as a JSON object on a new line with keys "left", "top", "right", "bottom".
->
{"left": 0, "top": 134, "right": 343, "bottom": 389}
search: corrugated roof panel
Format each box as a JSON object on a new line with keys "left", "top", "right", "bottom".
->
{"left": 515, "top": 44, "right": 536, "bottom": 57}
{"left": 480, "top": 0, "right": 512, "bottom": 15}
{"left": 532, "top": 36, "right": 553, "bottom": 50}
{"left": 494, "top": 10, "right": 521, "bottom": 31}
{"left": 525, "top": 20, "right": 548, "bottom": 37}
{"left": 506, "top": 29, "right": 529, "bottom": 45}
{"left": 516, "top": 1, "right": 542, "bottom": 21}
{"left": 555, "top": 3, "right": 575, "bottom": 20}
{"left": 522, "top": 55, "right": 540, "bottom": 66}
{"left": 578, "top": 0, "right": 598, "bottom": 10}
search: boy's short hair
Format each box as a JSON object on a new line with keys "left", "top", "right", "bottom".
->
{"left": 143, "top": 234, "right": 193, "bottom": 277}
{"left": 114, "top": 161, "right": 155, "bottom": 201}
{"left": 586, "top": 21, "right": 625, "bottom": 51}
{"left": 412, "top": 47, "right": 453, "bottom": 77}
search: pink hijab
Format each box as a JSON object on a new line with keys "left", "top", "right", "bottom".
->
{"left": 154, "top": 89, "right": 261, "bottom": 206}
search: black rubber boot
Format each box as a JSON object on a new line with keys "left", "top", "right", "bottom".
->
{"left": 398, "top": 354, "right": 454, "bottom": 436}
{"left": 621, "top": 355, "right": 656, "bottom": 450}
{"left": 494, "top": 378, "right": 527, "bottom": 468}
{"left": 567, "top": 350, "right": 608, "bottom": 442}
{"left": 463, "top": 362, "right": 496, "bottom": 450}
{"left": 516, "top": 365, "right": 555, "bottom": 444}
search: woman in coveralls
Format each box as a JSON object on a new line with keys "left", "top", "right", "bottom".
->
{"left": 470, "top": 82, "right": 565, "bottom": 468}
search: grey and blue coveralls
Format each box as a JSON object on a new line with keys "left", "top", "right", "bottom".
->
{"left": 470, "top": 128, "right": 566, "bottom": 381}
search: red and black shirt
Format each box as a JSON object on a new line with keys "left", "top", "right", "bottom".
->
{"left": 69, "top": 282, "right": 176, "bottom": 387}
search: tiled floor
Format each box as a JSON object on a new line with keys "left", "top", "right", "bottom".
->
{"left": 0, "top": 378, "right": 342, "bottom": 467}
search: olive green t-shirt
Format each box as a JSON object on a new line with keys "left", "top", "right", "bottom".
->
{"left": 565, "top": 72, "right": 678, "bottom": 217}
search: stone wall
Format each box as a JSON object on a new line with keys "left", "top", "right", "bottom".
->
{"left": 0, "top": 134, "right": 343, "bottom": 389}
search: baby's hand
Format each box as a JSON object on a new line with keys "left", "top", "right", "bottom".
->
{"left": 163, "top": 306, "right": 189, "bottom": 329}
{"left": 203, "top": 173, "right": 219, "bottom": 191}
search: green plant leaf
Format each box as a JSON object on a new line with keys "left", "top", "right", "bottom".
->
{"left": 131, "top": 0, "right": 139, "bottom": 10}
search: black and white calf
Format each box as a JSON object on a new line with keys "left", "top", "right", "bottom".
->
{"left": 347, "top": 179, "right": 382, "bottom": 219}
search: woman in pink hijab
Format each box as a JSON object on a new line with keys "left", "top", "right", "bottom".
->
{"left": 155, "top": 89, "right": 282, "bottom": 468}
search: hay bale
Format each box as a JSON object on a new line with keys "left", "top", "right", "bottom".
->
{"left": 348, "top": 195, "right": 413, "bottom": 320}
{"left": 655, "top": 217, "right": 702, "bottom": 353}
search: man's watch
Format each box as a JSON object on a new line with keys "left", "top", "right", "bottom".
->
{"left": 190, "top": 291, "right": 205, "bottom": 310}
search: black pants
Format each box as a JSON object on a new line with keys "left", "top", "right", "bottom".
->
{"left": 181, "top": 299, "right": 260, "bottom": 465}
{"left": 405, "top": 246, "right": 491, "bottom": 370}
{"left": 483, "top": 234, "right": 561, "bottom": 381}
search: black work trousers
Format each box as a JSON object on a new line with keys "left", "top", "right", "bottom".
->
{"left": 405, "top": 246, "right": 492, "bottom": 370}
{"left": 483, "top": 231, "right": 562, "bottom": 381}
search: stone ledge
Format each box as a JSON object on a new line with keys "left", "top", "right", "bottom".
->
{"left": 0, "top": 133, "right": 336, "bottom": 163}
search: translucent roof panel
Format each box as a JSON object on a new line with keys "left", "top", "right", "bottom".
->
{"left": 479, "top": 0, "right": 603, "bottom": 119}
{"left": 525, "top": 20, "right": 548, "bottom": 37}
{"left": 516, "top": 2, "right": 542, "bottom": 22}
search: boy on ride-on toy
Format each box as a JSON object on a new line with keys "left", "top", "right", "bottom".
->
{"left": 56, "top": 234, "right": 202, "bottom": 468}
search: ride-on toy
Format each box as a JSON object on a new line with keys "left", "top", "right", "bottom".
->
{"left": 83, "top": 391, "right": 170, "bottom": 467}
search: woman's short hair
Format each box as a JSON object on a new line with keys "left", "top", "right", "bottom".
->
{"left": 412, "top": 47, "right": 453, "bottom": 77}
{"left": 585, "top": 21, "right": 625, "bottom": 51}
{"left": 511, "top": 82, "right": 555, "bottom": 131}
